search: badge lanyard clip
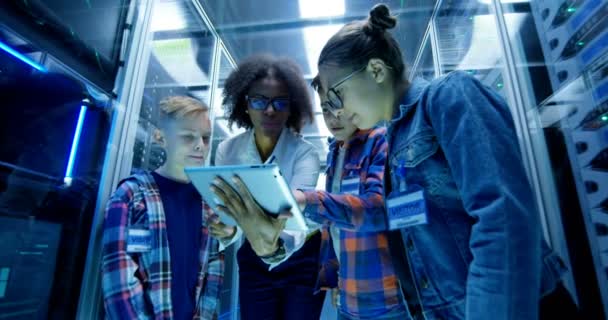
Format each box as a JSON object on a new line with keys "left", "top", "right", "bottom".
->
{"left": 395, "top": 160, "right": 408, "bottom": 193}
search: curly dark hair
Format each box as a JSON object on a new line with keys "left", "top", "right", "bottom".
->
{"left": 222, "top": 54, "right": 314, "bottom": 133}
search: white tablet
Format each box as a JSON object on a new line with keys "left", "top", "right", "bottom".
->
{"left": 185, "top": 164, "right": 309, "bottom": 231}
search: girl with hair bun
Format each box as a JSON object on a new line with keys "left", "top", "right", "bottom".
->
{"left": 310, "top": 3, "right": 578, "bottom": 320}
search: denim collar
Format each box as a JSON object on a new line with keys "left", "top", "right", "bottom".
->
{"left": 391, "top": 77, "right": 430, "bottom": 124}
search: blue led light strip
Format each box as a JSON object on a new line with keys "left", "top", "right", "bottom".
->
{"left": 1, "top": 40, "right": 88, "bottom": 185}
{"left": 64, "top": 105, "right": 87, "bottom": 185}
{"left": 0, "top": 40, "right": 47, "bottom": 72}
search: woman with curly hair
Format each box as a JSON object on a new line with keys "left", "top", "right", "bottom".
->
{"left": 208, "top": 54, "right": 326, "bottom": 320}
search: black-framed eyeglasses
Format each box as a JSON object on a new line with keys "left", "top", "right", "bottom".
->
{"left": 321, "top": 65, "right": 367, "bottom": 114}
{"left": 246, "top": 95, "right": 291, "bottom": 112}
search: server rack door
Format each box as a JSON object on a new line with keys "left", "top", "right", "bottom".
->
{"left": 0, "top": 27, "right": 113, "bottom": 319}
{"left": 496, "top": 0, "right": 608, "bottom": 318}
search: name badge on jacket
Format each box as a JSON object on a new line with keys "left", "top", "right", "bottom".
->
{"left": 386, "top": 161, "right": 428, "bottom": 230}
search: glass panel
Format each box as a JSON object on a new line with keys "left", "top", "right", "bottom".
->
{"left": 0, "top": 1, "right": 130, "bottom": 92}
{"left": 435, "top": 0, "right": 509, "bottom": 97}
{"left": 198, "top": 0, "right": 436, "bottom": 170}
{"left": 301, "top": 88, "right": 331, "bottom": 167}
{"left": 0, "top": 0, "right": 129, "bottom": 61}
{"left": 132, "top": 0, "right": 215, "bottom": 172}
{"left": 411, "top": 33, "right": 436, "bottom": 80}
{"left": 208, "top": 50, "right": 239, "bottom": 319}
{"left": 302, "top": 80, "right": 331, "bottom": 154}
{"left": 0, "top": 27, "right": 112, "bottom": 319}
{"left": 200, "top": 0, "right": 435, "bottom": 77}
{"left": 500, "top": 0, "right": 608, "bottom": 316}
{"left": 210, "top": 51, "right": 243, "bottom": 166}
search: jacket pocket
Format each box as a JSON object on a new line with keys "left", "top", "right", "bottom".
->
{"left": 391, "top": 133, "right": 439, "bottom": 168}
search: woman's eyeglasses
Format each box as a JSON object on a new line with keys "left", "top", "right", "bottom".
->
{"left": 246, "top": 95, "right": 290, "bottom": 112}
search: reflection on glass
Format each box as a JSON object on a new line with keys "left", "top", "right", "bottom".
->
{"left": 210, "top": 52, "right": 242, "bottom": 166}
{"left": 298, "top": 0, "right": 345, "bottom": 76}
{"left": 132, "top": 0, "right": 215, "bottom": 172}
{"left": 502, "top": 0, "right": 608, "bottom": 316}
{"left": 301, "top": 85, "right": 331, "bottom": 167}
{"left": 435, "top": 1, "right": 508, "bottom": 96}
{"left": 0, "top": 28, "right": 111, "bottom": 319}
{"left": 411, "top": 33, "right": 435, "bottom": 80}
{"left": 207, "top": 51, "right": 240, "bottom": 320}
{"left": 200, "top": 0, "right": 434, "bottom": 79}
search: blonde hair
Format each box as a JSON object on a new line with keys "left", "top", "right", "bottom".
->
{"left": 159, "top": 96, "right": 209, "bottom": 127}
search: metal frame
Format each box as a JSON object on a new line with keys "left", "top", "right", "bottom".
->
{"left": 489, "top": 0, "right": 584, "bottom": 304}
{"left": 488, "top": 3, "right": 578, "bottom": 303}
{"left": 76, "top": 1, "right": 155, "bottom": 318}
{"left": 429, "top": 0, "right": 444, "bottom": 78}
{"left": 409, "top": 25, "right": 430, "bottom": 81}
{"left": 409, "top": 0, "right": 443, "bottom": 80}
{"left": 189, "top": 3, "right": 241, "bottom": 319}
{"left": 429, "top": 18, "right": 442, "bottom": 78}
{"left": 490, "top": 0, "right": 551, "bottom": 242}
{"left": 192, "top": 7, "right": 432, "bottom": 37}
{"left": 206, "top": 39, "right": 221, "bottom": 167}
{"left": 189, "top": 0, "right": 238, "bottom": 145}
{"left": 205, "top": 42, "right": 237, "bottom": 164}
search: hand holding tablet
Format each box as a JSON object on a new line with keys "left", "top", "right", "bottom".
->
{"left": 185, "top": 164, "right": 308, "bottom": 231}
{"left": 209, "top": 174, "right": 289, "bottom": 256}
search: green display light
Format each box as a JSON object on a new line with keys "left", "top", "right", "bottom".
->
{"left": 601, "top": 115, "right": 608, "bottom": 122}
{"left": 567, "top": 7, "right": 576, "bottom": 13}
{"left": 577, "top": 41, "right": 585, "bottom": 46}
{"left": 496, "top": 83, "right": 504, "bottom": 88}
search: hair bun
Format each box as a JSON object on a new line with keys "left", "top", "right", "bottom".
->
{"left": 365, "top": 4, "right": 397, "bottom": 34}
